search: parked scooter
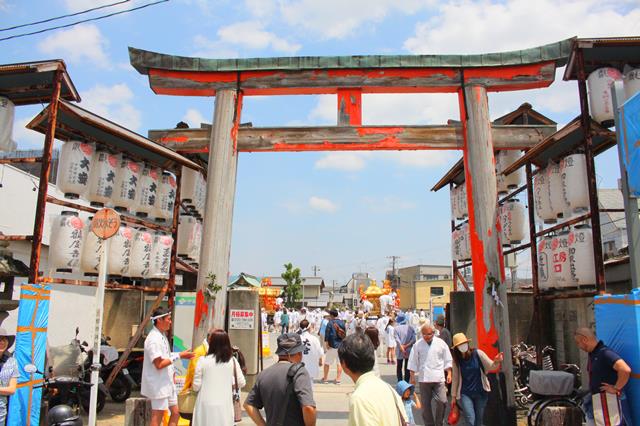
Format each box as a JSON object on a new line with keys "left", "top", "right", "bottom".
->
{"left": 88, "top": 335, "right": 134, "bottom": 402}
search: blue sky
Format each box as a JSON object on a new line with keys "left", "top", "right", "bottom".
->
{"left": 2, "top": 0, "right": 639, "bottom": 286}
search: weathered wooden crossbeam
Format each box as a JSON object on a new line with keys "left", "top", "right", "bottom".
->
{"left": 148, "top": 125, "right": 556, "bottom": 153}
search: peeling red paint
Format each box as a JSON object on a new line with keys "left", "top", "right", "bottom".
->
{"left": 159, "top": 136, "right": 189, "bottom": 143}
{"left": 459, "top": 88, "right": 500, "bottom": 359}
{"left": 357, "top": 127, "right": 404, "bottom": 136}
{"left": 337, "top": 89, "right": 362, "bottom": 126}
{"left": 230, "top": 92, "right": 244, "bottom": 154}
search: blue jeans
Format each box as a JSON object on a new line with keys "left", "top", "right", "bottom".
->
{"left": 459, "top": 392, "right": 489, "bottom": 426}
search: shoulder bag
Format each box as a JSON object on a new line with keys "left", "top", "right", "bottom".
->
{"left": 275, "top": 363, "right": 304, "bottom": 426}
{"left": 592, "top": 391, "right": 622, "bottom": 426}
{"left": 232, "top": 358, "right": 242, "bottom": 422}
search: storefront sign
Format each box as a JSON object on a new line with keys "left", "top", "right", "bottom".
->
{"left": 229, "top": 309, "right": 255, "bottom": 330}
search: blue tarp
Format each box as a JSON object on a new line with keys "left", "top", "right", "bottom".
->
{"left": 7, "top": 284, "right": 51, "bottom": 426}
{"left": 594, "top": 288, "right": 640, "bottom": 425}
{"left": 617, "top": 92, "right": 640, "bottom": 197}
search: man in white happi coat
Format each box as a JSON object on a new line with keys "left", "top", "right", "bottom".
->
{"left": 141, "top": 307, "right": 194, "bottom": 426}
{"left": 298, "top": 319, "right": 324, "bottom": 385}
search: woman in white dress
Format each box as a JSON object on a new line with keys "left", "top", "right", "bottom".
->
{"left": 385, "top": 319, "right": 397, "bottom": 364}
{"left": 192, "top": 329, "right": 246, "bottom": 426}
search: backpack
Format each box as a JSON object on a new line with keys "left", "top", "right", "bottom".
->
{"left": 333, "top": 320, "right": 346, "bottom": 339}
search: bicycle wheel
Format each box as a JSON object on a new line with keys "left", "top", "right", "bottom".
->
{"left": 532, "top": 397, "right": 584, "bottom": 426}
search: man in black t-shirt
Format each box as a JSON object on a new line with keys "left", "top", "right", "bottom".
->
{"left": 244, "top": 333, "right": 316, "bottom": 426}
{"left": 575, "top": 327, "right": 632, "bottom": 425}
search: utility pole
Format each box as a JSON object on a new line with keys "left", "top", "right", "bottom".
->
{"left": 312, "top": 265, "right": 320, "bottom": 277}
{"left": 387, "top": 256, "right": 400, "bottom": 289}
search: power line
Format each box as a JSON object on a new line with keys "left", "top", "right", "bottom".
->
{"left": 0, "top": 0, "right": 169, "bottom": 42}
{"left": 0, "top": 0, "right": 131, "bottom": 32}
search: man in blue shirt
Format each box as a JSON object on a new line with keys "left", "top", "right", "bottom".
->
{"left": 575, "top": 327, "right": 632, "bottom": 425}
{"left": 322, "top": 309, "right": 345, "bottom": 384}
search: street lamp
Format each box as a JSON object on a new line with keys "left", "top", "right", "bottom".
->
{"left": 429, "top": 295, "right": 445, "bottom": 321}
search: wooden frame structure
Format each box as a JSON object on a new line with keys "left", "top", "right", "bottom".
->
{"left": 130, "top": 39, "right": 575, "bottom": 418}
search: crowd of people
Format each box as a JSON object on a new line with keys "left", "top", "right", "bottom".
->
{"left": 139, "top": 304, "right": 633, "bottom": 426}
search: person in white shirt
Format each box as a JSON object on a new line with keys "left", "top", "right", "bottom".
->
{"left": 273, "top": 308, "right": 282, "bottom": 331}
{"left": 260, "top": 308, "right": 268, "bottom": 332}
{"left": 408, "top": 322, "right": 452, "bottom": 426}
{"left": 298, "top": 319, "right": 324, "bottom": 385}
{"left": 349, "top": 311, "right": 366, "bottom": 335}
{"left": 362, "top": 299, "right": 373, "bottom": 313}
{"left": 141, "top": 307, "right": 194, "bottom": 426}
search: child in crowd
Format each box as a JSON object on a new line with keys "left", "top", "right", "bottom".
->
{"left": 396, "top": 380, "right": 421, "bottom": 426}
{"left": 385, "top": 318, "right": 396, "bottom": 364}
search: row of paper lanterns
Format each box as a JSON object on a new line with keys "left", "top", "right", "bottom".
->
{"left": 451, "top": 199, "right": 527, "bottom": 261}
{"left": 56, "top": 141, "right": 178, "bottom": 222}
{"left": 49, "top": 211, "right": 173, "bottom": 279}
{"left": 587, "top": 66, "right": 640, "bottom": 126}
{"left": 533, "top": 153, "right": 590, "bottom": 224}
{"left": 450, "top": 150, "right": 523, "bottom": 221}
{"left": 181, "top": 167, "right": 207, "bottom": 218}
{"left": 0, "top": 97, "right": 17, "bottom": 152}
{"left": 537, "top": 224, "right": 596, "bottom": 289}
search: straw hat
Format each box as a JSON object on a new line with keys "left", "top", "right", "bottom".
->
{"left": 451, "top": 332, "right": 471, "bottom": 348}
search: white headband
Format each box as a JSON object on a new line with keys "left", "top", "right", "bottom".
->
{"left": 151, "top": 312, "right": 170, "bottom": 321}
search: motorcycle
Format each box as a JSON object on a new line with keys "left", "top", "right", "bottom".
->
{"left": 88, "top": 335, "right": 134, "bottom": 402}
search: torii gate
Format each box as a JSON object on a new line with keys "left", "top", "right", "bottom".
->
{"left": 130, "top": 39, "right": 572, "bottom": 417}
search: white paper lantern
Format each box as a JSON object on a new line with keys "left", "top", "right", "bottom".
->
{"left": 623, "top": 68, "right": 640, "bottom": 101}
{"left": 108, "top": 224, "right": 133, "bottom": 276}
{"left": 460, "top": 222, "right": 471, "bottom": 260}
{"left": 56, "top": 141, "right": 94, "bottom": 199}
{"left": 49, "top": 211, "right": 84, "bottom": 273}
{"left": 450, "top": 185, "right": 459, "bottom": 221}
{"left": 189, "top": 220, "right": 202, "bottom": 264}
{"left": 534, "top": 166, "right": 556, "bottom": 224}
{"left": 181, "top": 166, "right": 199, "bottom": 208}
{"left": 537, "top": 236, "right": 554, "bottom": 290}
{"left": 136, "top": 165, "right": 161, "bottom": 218}
{"left": 177, "top": 215, "right": 197, "bottom": 259}
{"left": 154, "top": 172, "right": 177, "bottom": 222}
{"left": 80, "top": 217, "right": 104, "bottom": 276}
{"left": 195, "top": 172, "right": 207, "bottom": 217}
{"left": 551, "top": 231, "right": 571, "bottom": 287}
{"left": 587, "top": 67, "right": 622, "bottom": 126}
{"left": 87, "top": 150, "right": 120, "bottom": 207}
{"left": 503, "top": 200, "right": 527, "bottom": 244}
{"left": 151, "top": 233, "right": 173, "bottom": 279}
{"left": 0, "top": 96, "right": 16, "bottom": 152}
{"left": 498, "top": 203, "right": 509, "bottom": 247}
{"left": 548, "top": 161, "right": 567, "bottom": 219}
{"left": 501, "top": 150, "right": 523, "bottom": 189}
{"left": 496, "top": 153, "right": 508, "bottom": 195}
{"left": 568, "top": 224, "right": 596, "bottom": 287}
{"left": 456, "top": 184, "right": 468, "bottom": 220}
{"left": 561, "top": 154, "right": 590, "bottom": 213}
{"left": 451, "top": 228, "right": 464, "bottom": 261}
{"left": 113, "top": 158, "right": 142, "bottom": 213}
{"left": 129, "top": 228, "right": 153, "bottom": 279}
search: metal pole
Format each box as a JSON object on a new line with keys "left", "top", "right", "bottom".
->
{"left": 611, "top": 81, "right": 640, "bottom": 290}
{"left": 29, "top": 68, "right": 63, "bottom": 283}
{"left": 88, "top": 238, "right": 109, "bottom": 426}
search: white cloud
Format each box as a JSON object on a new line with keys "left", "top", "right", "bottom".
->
{"left": 244, "top": 0, "right": 276, "bottom": 17}
{"left": 315, "top": 153, "right": 367, "bottom": 171}
{"left": 308, "top": 95, "right": 336, "bottom": 125}
{"left": 191, "top": 35, "right": 239, "bottom": 58}
{"left": 80, "top": 83, "right": 142, "bottom": 131}
{"left": 183, "top": 109, "right": 207, "bottom": 127}
{"left": 38, "top": 24, "right": 110, "bottom": 68}
{"left": 402, "top": 1, "right": 640, "bottom": 120}
{"left": 217, "top": 21, "right": 301, "bottom": 54}
{"left": 280, "top": 0, "right": 429, "bottom": 39}
{"left": 0, "top": 0, "right": 8, "bottom": 11}
{"left": 309, "top": 196, "right": 339, "bottom": 213}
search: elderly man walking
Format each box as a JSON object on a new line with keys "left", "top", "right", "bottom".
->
{"left": 339, "top": 333, "right": 407, "bottom": 426}
{"left": 408, "top": 322, "right": 452, "bottom": 426}
{"left": 394, "top": 313, "right": 416, "bottom": 382}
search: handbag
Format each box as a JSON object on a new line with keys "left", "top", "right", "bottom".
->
{"left": 447, "top": 399, "right": 460, "bottom": 425}
{"left": 177, "top": 389, "right": 197, "bottom": 415}
{"left": 592, "top": 392, "right": 622, "bottom": 426}
{"left": 232, "top": 358, "right": 242, "bottom": 423}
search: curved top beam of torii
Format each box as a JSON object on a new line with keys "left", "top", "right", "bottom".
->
{"left": 129, "top": 38, "right": 573, "bottom": 97}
